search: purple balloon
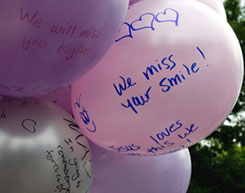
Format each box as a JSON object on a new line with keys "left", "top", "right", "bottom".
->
{"left": 90, "top": 142, "right": 192, "bottom": 193}
{"left": 129, "top": 0, "right": 142, "bottom": 6}
{"left": 0, "top": 0, "right": 129, "bottom": 97}
{"left": 40, "top": 85, "right": 73, "bottom": 115}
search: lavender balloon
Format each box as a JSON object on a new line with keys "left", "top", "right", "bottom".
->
{"left": 90, "top": 142, "right": 192, "bottom": 193}
{"left": 0, "top": 0, "right": 129, "bottom": 97}
{"left": 40, "top": 85, "right": 73, "bottom": 115}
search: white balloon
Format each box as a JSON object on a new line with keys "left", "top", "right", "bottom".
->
{"left": 0, "top": 97, "right": 92, "bottom": 193}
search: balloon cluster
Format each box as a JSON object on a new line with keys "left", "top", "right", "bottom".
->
{"left": 0, "top": 0, "right": 243, "bottom": 193}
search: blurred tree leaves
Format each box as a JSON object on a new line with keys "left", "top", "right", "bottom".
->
{"left": 188, "top": 0, "right": 245, "bottom": 192}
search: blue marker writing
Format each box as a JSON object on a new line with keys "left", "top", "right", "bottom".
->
{"left": 178, "top": 123, "right": 199, "bottom": 142}
{"left": 143, "top": 54, "right": 177, "bottom": 81}
{"left": 75, "top": 94, "right": 97, "bottom": 133}
{"left": 115, "top": 8, "right": 179, "bottom": 42}
{"left": 149, "top": 120, "right": 183, "bottom": 145}
{"left": 121, "top": 86, "right": 152, "bottom": 114}
{"left": 113, "top": 76, "right": 136, "bottom": 96}
{"left": 159, "top": 61, "right": 200, "bottom": 93}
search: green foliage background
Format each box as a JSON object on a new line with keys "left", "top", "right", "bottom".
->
{"left": 187, "top": 1, "right": 245, "bottom": 192}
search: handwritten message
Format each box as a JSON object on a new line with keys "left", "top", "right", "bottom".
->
{"left": 44, "top": 117, "right": 91, "bottom": 193}
{"left": 19, "top": 6, "right": 101, "bottom": 60}
{"left": 46, "top": 144, "right": 85, "bottom": 193}
{"left": 63, "top": 117, "right": 91, "bottom": 161}
{"left": 110, "top": 45, "right": 206, "bottom": 154}
{"left": 113, "top": 46, "right": 207, "bottom": 115}
{"left": 108, "top": 120, "right": 199, "bottom": 155}
{"left": 71, "top": 7, "right": 209, "bottom": 155}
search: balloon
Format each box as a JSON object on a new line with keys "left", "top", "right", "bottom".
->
{"left": 130, "top": 0, "right": 227, "bottom": 20}
{"left": 0, "top": 97, "right": 92, "bottom": 193}
{"left": 0, "top": 0, "right": 129, "bottom": 97}
{"left": 40, "top": 85, "right": 73, "bottom": 115}
{"left": 129, "top": 0, "right": 142, "bottom": 6}
{"left": 90, "top": 142, "right": 192, "bottom": 193}
{"left": 71, "top": 0, "right": 243, "bottom": 156}
{"left": 195, "top": 0, "right": 227, "bottom": 20}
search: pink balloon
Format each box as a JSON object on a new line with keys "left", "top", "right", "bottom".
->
{"left": 195, "top": 0, "right": 227, "bottom": 20}
{"left": 130, "top": 0, "right": 227, "bottom": 20}
{"left": 90, "top": 142, "right": 192, "bottom": 193}
{"left": 40, "top": 85, "right": 73, "bottom": 115}
{"left": 0, "top": 0, "right": 129, "bottom": 97}
{"left": 72, "top": 0, "right": 243, "bottom": 156}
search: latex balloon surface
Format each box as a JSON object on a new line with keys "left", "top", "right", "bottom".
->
{"left": 90, "top": 142, "right": 192, "bottom": 193}
{"left": 72, "top": 0, "right": 243, "bottom": 156}
{"left": 196, "top": 0, "right": 227, "bottom": 20}
{"left": 40, "top": 85, "right": 73, "bottom": 115}
{"left": 0, "top": 0, "right": 129, "bottom": 97}
{"left": 0, "top": 97, "right": 92, "bottom": 193}
{"left": 129, "top": 0, "right": 142, "bottom": 6}
{"left": 130, "top": 0, "right": 227, "bottom": 20}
